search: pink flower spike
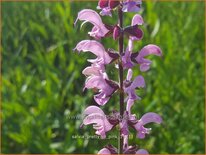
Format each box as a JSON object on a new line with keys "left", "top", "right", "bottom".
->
{"left": 83, "top": 106, "right": 113, "bottom": 139}
{"left": 136, "top": 149, "right": 149, "bottom": 154}
{"left": 74, "top": 40, "right": 112, "bottom": 65}
{"left": 134, "top": 112, "right": 162, "bottom": 139}
{"left": 74, "top": 9, "right": 109, "bottom": 38}
{"left": 135, "top": 44, "right": 162, "bottom": 72}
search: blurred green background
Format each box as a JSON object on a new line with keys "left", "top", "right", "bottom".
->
{"left": 1, "top": 1, "right": 205, "bottom": 154}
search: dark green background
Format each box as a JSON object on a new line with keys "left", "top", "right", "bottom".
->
{"left": 2, "top": 1, "right": 205, "bottom": 154}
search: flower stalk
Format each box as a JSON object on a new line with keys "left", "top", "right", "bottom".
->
{"left": 74, "top": 1, "right": 163, "bottom": 154}
{"left": 118, "top": 6, "right": 124, "bottom": 154}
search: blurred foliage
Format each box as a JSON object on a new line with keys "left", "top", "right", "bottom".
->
{"left": 1, "top": 1, "right": 205, "bottom": 154}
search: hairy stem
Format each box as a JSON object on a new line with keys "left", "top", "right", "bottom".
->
{"left": 118, "top": 6, "right": 124, "bottom": 155}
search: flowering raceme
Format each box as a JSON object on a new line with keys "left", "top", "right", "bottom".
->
{"left": 74, "top": 0, "right": 163, "bottom": 154}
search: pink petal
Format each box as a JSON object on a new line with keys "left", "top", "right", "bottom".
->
{"left": 82, "top": 64, "right": 104, "bottom": 76}
{"left": 132, "top": 14, "right": 144, "bottom": 26}
{"left": 82, "top": 66, "right": 100, "bottom": 76}
{"left": 140, "top": 63, "right": 151, "bottom": 72}
{"left": 122, "top": 1, "right": 141, "bottom": 12}
{"left": 131, "top": 75, "right": 145, "bottom": 89}
{"left": 83, "top": 113, "right": 104, "bottom": 126}
{"left": 85, "top": 75, "right": 111, "bottom": 93}
{"left": 100, "top": 7, "right": 112, "bottom": 17}
{"left": 83, "top": 113, "right": 113, "bottom": 138}
{"left": 135, "top": 44, "right": 162, "bottom": 71}
{"left": 137, "top": 44, "right": 162, "bottom": 59}
{"left": 136, "top": 149, "right": 149, "bottom": 154}
{"left": 128, "top": 39, "right": 133, "bottom": 51}
{"left": 122, "top": 48, "right": 133, "bottom": 69}
{"left": 74, "top": 40, "right": 112, "bottom": 64}
{"left": 74, "top": 9, "right": 102, "bottom": 28}
{"left": 126, "top": 99, "right": 134, "bottom": 115}
{"left": 140, "top": 112, "right": 162, "bottom": 125}
{"left": 98, "top": 148, "right": 111, "bottom": 154}
{"left": 74, "top": 9, "right": 109, "bottom": 37}
{"left": 126, "top": 69, "right": 133, "bottom": 81}
{"left": 83, "top": 106, "right": 105, "bottom": 116}
{"left": 94, "top": 92, "right": 110, "bottom": 106}
{"left": 113, "top": 26, "right": 121, "bottom": 40}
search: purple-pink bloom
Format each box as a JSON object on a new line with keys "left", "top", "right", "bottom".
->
{"left": 132, "top": 44, "right": 162, "bottom": 72}
{"left": 113, "top": 25, "right": 122, "bottom": 40}
{"left": 82, "top": 106, "right": 114, "bottom": 139}
{"left": 84, "top": 72, "right": 118, "bottom": 105}
{"left": 126, "top": 98, "right": 134, "bottom": 116}
{"left": 122, "top": 0, "right": 142, "bottom": 12}
{"left": 74, "top": 9, "right": 109, "bottom": 39}
{"left": 124, "top": 69, "right": 145, "bottom": 101}
{"left": 122, "top": 47, "right": 133, "bottom": 69}
{"left": 133, "top": 112, "right": 162, "bottom": 139}
{"left": 124, "top": 25, "right": 143, "bottom": 41}
{"left": 121, "top": 14, "right": 144, "bottom": 69}
{"left": 74, "top": 40, "right": 113, "bottom": 65}
{"left": 136, "top": 149, "right": 149, "bottom": 154}
{"left": 132, "top": 14, "right": 144, "bottom": 26}
{"left": 82, "top": 63, "right": 105, "bottom": 77}
{"left": 97, "top": 0, "right": 120, "bottom": 16}
{"left": 98, "top": 145, "right": 117, "bottom": 154}
{"left": 100, "top": 7, "right": 112, "bottom": 17}
{"left": 130, "top": 14, "right": 144, "bottom": 41}
{"left": 98, "top": 148, "right": 111, "bottom": 154}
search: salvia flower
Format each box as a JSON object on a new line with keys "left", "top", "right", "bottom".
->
{"left": 129, "top": 14, "right": 144, "bottom": 41}
{"left": 82, "top": 63, "right": 104, "bottom": 76}
{"left": 74, "top": 9, "right": 109, "bottom": 39}
{"left": 122, "top": 47, "right": 133, "bottom": 69}
{"left": 122, "top": 0, "right": 142, "bottom": 12}
{"left": 74, "top": 40, "right": 113, "bottom": 65}
{"left": 133, "top": 112, "right": 162, "bottom": 139}
{"left": 97, "top": 0, "right": 120, "bottom": 16}
{"left": 97, "top": 0, "right": 142, "bottom": 16}
{"left": 98, "top": 144, "right": 118, "bottom": 154}
{"left": 84, "top": 72, "right": 118, "bottom": 105}
{"left": 122, "top": 14, "right": 144, "bottom": 69}
{"left": 124, "top": 14, "right": 144, "bottom": 41}
{"left": 82, "top": 106, "right": 114, "bottom": 139}
{"left": 132, "top": 44, "right": 163, "bottom": 72}
{"left": 124, "top": 69, "right": 145, "bottom": 101}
